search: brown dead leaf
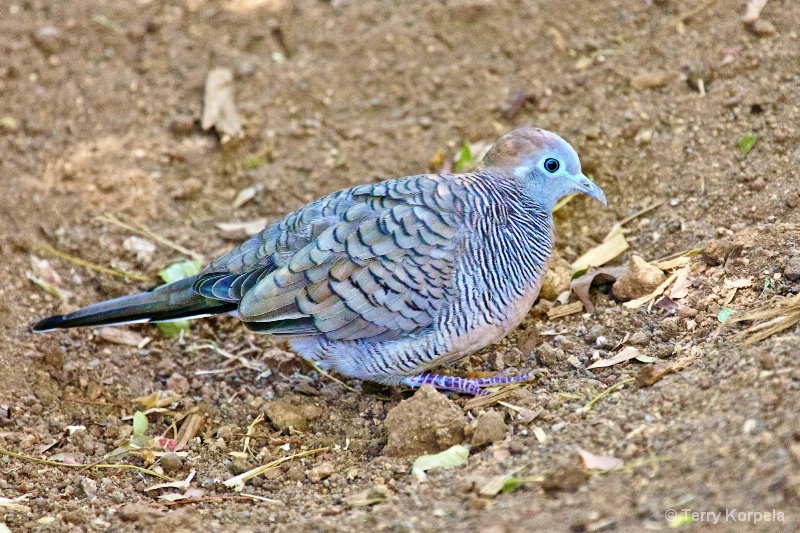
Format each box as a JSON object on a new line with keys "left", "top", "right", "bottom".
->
{"left": 98, "top": 327, "right": 145, "bottom": 347}
{"left": 570, "top": 266, "right": 627, "bottom": 313}
{"left": 667, "top": 265, "right": 692, "bottom": 300}
{"left": 635, "top": 359, "right": 693, "bottom": 387}
{"left": 630, "top": 70, "right": 678, "bottom": 90}
{"left": 586, "top": 346, "right": 640, "bottom": 370}
{"left": 134, "top": 390, "right": 184, "bottom": 409}
{"left": 571, "top": 230, "right": 629, "bottom": 272}
{"left": 216, "top": 219, "right": 268, "bottom": 236}
{"left": 724, "top": 278, "right": 753, "bottom": 290}
{"left": 577, "top": 448, "right": 623, "bottom": 470}
{"left": 201, "top": 68, "right": 244, "bottom": 143}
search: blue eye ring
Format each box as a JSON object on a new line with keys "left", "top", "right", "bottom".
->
{"left": 544, "top": 158, "right": 560, "bottom": 173}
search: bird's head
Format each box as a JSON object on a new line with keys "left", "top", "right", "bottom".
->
{"left": 483, "top": 127, "right": 607, "bottom": 212}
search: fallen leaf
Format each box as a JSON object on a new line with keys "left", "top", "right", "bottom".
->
{"left": 623, "top": 270, "right": 681, "bottom": 309}
{"left": 667, "top": 265, "right": 692, "bottom": 299}
{"left": 26, "top": 272, "right": 73, "bottom": 301}
{"left": 587, "top": 346, "right": 641, "bottom": 369}
{"left": 158, "top": 260, "right": 202, "bottom": 284}
{"left": 123, "top": 236, "right": 156, "bottom": 262}
{"left": 30, "top": 255, "right": 63, "bottom": 286}
{"left": 737, "top": 134, "right": 758, "bottom": 156}
{"left": 570, "top": 266, "right": 627, "bottom": 313}
{"left": 411, "top": 445, "right": 469, "bottom": 481}
{"left": 0, "top": 496, "right": 31, "bottom": 513}
{"left": 216, "top": 219, "right": 268, "bottom": 236}
{"left": 635, "top": 359, "right": 692, "bottom": 387}
{"left": 630, "top": 70, "right": 678, "bottom": 90}
{"left": 201, "top": 68, "right": 244, "bottom": 143}
{"left": 577, "top": 448, "right": 623, "bottom": 470}
{"left": 724, "top": 278, "right": 753, "bottom": 290}
{"left": 571, "top": 231, "right": 629, "bottom": 272}
{"left": 718, "top": 307, "right": 736, "bottom": 324}
{"left": 232, "top": 185, "right": 263, "bottom": 208}
{"left": 742, "top": 0, "right": 768, "bottom": 22}
{"left": 98, "top": 327, "right": 144, "bottom": 347}
{"left": 346, "top": 485, "right": 390, "bottom": 507}
{"left": 134, "top": 390, "right": 183, "bottom": 409}
{"left": 652, "top": 296, "right": 679, "bottom": 312}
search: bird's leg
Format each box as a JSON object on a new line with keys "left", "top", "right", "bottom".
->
{"left": 402, "top": 371, "right": 541, "bottom": 396}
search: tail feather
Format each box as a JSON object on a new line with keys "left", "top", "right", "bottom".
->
{"left": 31, "top": 276, "right": 237, "bottom": 332}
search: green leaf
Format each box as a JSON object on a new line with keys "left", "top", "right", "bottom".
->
{"left": 157, "top": 320, "right": 191, "bottom": 337}
{"left": 718, "top": 307, "right": 736, "bottom": 324}
{"left": 411, "top": 445, "right": 469, "bottom": 481}
{"left": 501, "top": 475, "right": 526, "bottom": 494}
{"left": 132, "top": 411, "right": 148, "bottom": 437}
{"left": 737, "top": 134, "right": 757, "bottom": 156}
{"left": 158, "top": 260, "right": 202, "bottom": 284}
{"left": 635, "top": 354, "right": 659, "bottom": 363}
{"left": 570, "top": 266, "right": 590, "bottom": 281}
{"left": 668, "top": 512, "right": 693, "bottom": 528}
{"left": 454, "top": 143, "right": 474, "bottom": 173}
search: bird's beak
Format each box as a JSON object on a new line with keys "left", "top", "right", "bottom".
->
{"left": 574, "top": 174, "right": 607, "bottom": 206}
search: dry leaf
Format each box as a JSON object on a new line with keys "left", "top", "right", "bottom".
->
{"left": 724, "top": 278, "right": 753, "bottom": 290}
{"left": 667, "top": 265, "right": 692, "bottom": 300}
{"left": 479, "top": 475, "right": 509, "bottom": 497}
{"left": 571, "top": 231, "right": 629, "bottom": 272}
{"left": 232, "top": 185, "right": 263, "bottom": 208}
{"left": 98, "top": 327, "right": 144, "bottom": 347}
{"left": 134, "top": 390, "right": 183, "bottom": 409}
{"left": 586, "top": 346, "right": 640, "bottom": 369}
{"left": 743, "top": 0, "right": 768, "bottom": 22}
{"left": 216, "top": 219, "right": 268, "bottom": 236}
{"left": 623, "top": 270, "right": 680, "bottom": 309}
{"left": 201, "top": 68, "right": 244, "bottom": 143}
{"left": 635, "top": 359, "right": 692, "bottom": 387}
{"left": 30, "top": 255, "right": 63, "bottom": 286}
{"left": 655, "top": 255, "right": 693, "bottom": 271}
{"left": 577, "top": 448, "right": 623, "bottom": 470}
{"left": 570, "top": 266, "right": 627, "bottom": 314}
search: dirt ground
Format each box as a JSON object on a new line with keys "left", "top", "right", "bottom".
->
{"left": 1, "top": 0, "right": 800, "bottom": 531}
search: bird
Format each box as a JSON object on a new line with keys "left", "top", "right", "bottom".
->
{"left": 32, "top": 127, "right": 606, "bottom": 396}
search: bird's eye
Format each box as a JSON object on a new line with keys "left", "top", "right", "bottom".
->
{"left": 544, "top": 158, "right": 560, "bottom": 173}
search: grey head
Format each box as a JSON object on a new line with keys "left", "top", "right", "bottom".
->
{"left": 482, "top": 127, "right": 607, "bottom": 212}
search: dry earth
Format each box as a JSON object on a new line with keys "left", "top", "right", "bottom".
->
{"left": 1, "top": 0, "right": 800, "bottom": 531}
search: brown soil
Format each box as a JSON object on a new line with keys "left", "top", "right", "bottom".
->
{"left": 2, "top": 0, "right": 800, "bottom": 531}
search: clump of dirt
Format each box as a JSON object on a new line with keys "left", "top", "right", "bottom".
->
{"left": 1, "top": 0, "right": 799, "bottom": 531}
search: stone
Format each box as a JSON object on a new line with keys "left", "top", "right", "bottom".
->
{"left": 541, "top": 462, "right": 590, "bottom": 493}
{"left": 702, "top": 239, "right": 735, "bottom": 266}
{"left": 263, "top": 400, "right": 310, "bottom": 433}
{"left": 159, "top": 452, "right": 183, "bottom": 475}
{"left": 383, "top": 385, "right": 465, "bottom": 457}
{"left": 612, "top": 255, "right": 667, "bottom": 301}
{"left": 539, "top": 253, "right": 572, "bottom": 301}
{"left": 784, "top": 257, "right": 800, "bottom": 281}
{"left": 471, "top": 411, "right": 508, "bottom": 447}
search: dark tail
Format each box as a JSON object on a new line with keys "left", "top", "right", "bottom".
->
{"left": 31, "top": 276, "right": 238, "bottom": 332}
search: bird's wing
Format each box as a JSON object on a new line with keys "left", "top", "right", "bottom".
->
{"left": 194, "top": 174, "right": 468, "bottom": 341}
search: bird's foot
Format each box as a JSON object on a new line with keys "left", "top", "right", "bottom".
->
{"left": 402, "top": 371, "right": 541, "bottom": 396}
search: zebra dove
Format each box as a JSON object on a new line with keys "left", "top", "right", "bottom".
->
{"left": 33, "top": 127, "right": 606, "bottom": 395}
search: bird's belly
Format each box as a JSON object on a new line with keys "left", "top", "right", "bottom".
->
{"left": 443, "top": 282, "right": 541, "bottom": 361}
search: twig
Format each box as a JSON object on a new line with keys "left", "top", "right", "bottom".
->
{"left": 0, "top": 447, "right": 176, "bottom": 482}
{"left": 603, "top": 200, "right": 666, "bottom": 242}
{"left": 675, "top": 0, "right": 720, "bottom": 23}
{"left": 159, "top": 494, "right": 283, "bottom": 507}
{"left": 223, "top": 447, "right": 328, "bottom": 489}
{"left": 578, "top": 378, "right": 635, "bottom": 413}
{"left": 33, "top": 243, "right": 152, "bottom": 282}
{"left": 96, "top": 213, "right": 203, "bottom": 261}
{"left": 306, "top": 360, "right": 358, "bottom": 393}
